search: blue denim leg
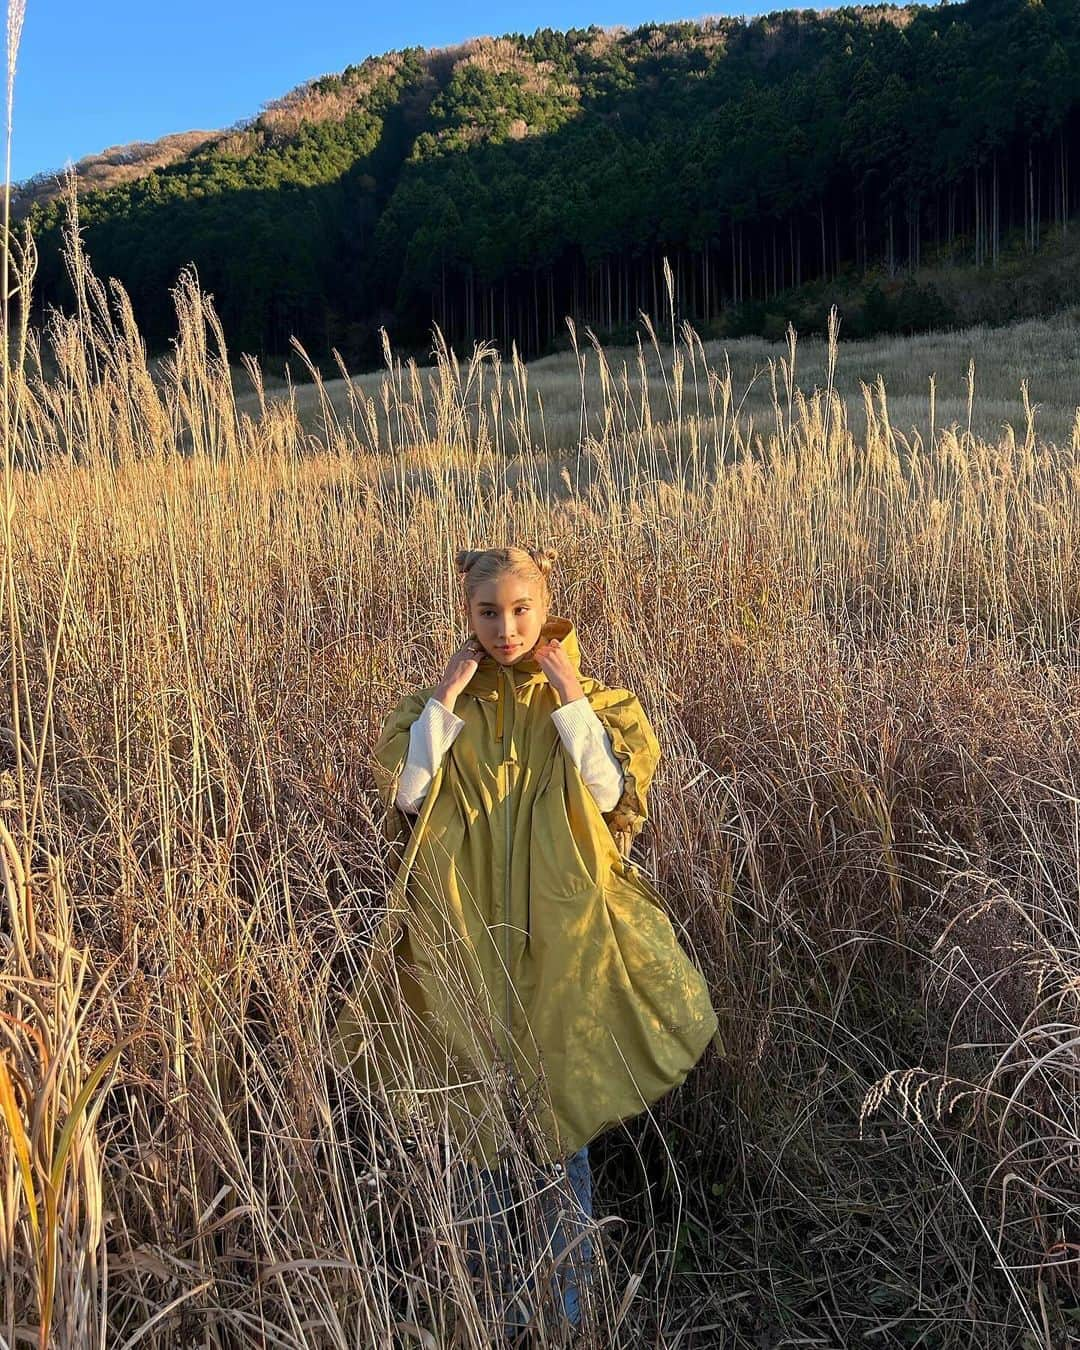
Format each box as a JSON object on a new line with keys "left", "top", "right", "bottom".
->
{"left": 537, "top": 1144, "right": 594, "bottom": 1328}
{"left": 462, "top": 1157, "right": 517, "bottom": 1290}
{"left": 461, "top": 1147, "right": 595, "bottom": 1337}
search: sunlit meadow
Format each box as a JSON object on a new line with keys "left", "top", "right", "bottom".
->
{"left": 2, "top": 81, "right": 1079, "bottom": 1350}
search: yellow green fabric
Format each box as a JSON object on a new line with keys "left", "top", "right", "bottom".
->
{"left": 329, "top": 614, "right": 720, "bottom": 1168}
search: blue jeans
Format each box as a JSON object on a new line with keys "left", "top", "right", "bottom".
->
{"left": 462, "top": 1144, "right": 594, "bottom": 1337}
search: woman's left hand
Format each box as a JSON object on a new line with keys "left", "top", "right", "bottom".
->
{"left": 533, "top": 638, "right": 585, "bottom": 704}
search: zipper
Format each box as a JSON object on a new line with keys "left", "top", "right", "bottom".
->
{"left": 501, "top": 666, "right": 513, "bottom": 1063}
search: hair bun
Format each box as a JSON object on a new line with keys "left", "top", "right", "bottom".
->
{"left": 455, "top": 548, "right": 484, "bottom": 577}
{"left": 529, "top": 545, "right": 558, "bottom": 578}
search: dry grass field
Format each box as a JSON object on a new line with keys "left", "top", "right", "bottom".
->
{"left": 0, "top": 197, "right": 1078, "bottom": 1347}
{"left": 231, "top": 306, "right": 1080, "bottom": 469}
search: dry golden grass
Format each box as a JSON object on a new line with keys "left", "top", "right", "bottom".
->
{"left": 233, "top": 308, "right": 1080, "bottom": 470}
{"left": 1, "top": 65, "right": 1079, "bottom": 1350}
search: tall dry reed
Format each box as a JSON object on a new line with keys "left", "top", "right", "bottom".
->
{"left": 0, "top": 69, "right": 1078, "bottom": 1350}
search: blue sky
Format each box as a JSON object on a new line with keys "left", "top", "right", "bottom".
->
{"left": 10, "top": 0, "right": 813, "bottom": 185}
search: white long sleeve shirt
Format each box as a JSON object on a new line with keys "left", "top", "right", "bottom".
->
{"left": 394, "top": 695, "right": 625, "bottom": 814}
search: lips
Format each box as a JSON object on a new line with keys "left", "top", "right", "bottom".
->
{"left": 498, "top": 644, "right": 519, "bottom": 653}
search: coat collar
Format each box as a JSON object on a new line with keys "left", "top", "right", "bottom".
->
{"left": 464, "top": 614, "right": 581, "bottom": 700}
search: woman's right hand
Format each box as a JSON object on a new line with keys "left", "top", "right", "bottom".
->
{"left": 435, "top": 636, "right": 483, "bottom": 707}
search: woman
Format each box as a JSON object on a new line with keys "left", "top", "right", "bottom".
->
{"left": 331, "top": 545, "right": 720, "bottom": 1336}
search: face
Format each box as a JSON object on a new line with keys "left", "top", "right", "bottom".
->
{"left": 467, "top": 574, "right": 548, "bottom": 665}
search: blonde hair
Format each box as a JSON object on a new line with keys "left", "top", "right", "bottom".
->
{"left": 454, "top": 545, "right": 558, "bottom": 609}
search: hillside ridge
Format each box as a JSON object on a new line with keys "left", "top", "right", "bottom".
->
{"left": 16, "top": 2, "right": 1080, "bottom": 367}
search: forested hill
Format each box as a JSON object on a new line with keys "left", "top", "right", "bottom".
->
{"left": 19, "top": 0, "right": 1080, "bottom": 369}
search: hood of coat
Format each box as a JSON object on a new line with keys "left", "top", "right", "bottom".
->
{"left": 464, "top": 613, "right": 581, "bottom": 700}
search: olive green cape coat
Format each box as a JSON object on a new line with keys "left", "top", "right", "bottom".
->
{"left": 330, "top": 615, "right": 720, "bottom": 1167}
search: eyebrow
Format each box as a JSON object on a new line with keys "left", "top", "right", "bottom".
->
{"left": 477, "top": 597, "right": 534, "bottom": 605}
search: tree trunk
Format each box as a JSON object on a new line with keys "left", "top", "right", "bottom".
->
{"left": 770, "top": 227, "right": 776, "bottom": 298}
{"left": 977, "top": 163, "right": 983, "bottom": 267}
{"left": 731, "top": 225, "right": 737, "bottom": 305}
{"left": 888, "top": 207, "right": 894, "bottom": 278}
{"left": 1035, "top": 143, "right": 1041, "bottom": 250}
{"left": 1063, "top": 124, "right": 1069, "bottom": 241}
{"left": 788, "top": 216, "right": 793, "bottom": 291}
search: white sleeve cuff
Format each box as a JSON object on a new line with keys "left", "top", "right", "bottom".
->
{"left": 549, "top": 695, "right": 599, "bottom": 740}
{"left": 424, "top": 695, "right": 465, "bottom": 738}
{"left": 550, "top": 696, "right": 625, "bottom": 812}
{"left": 395, "top": 697, "right": 465, "bottom": 812}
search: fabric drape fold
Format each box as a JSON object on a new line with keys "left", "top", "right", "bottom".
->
{"left": 331, "top": 615, "right": 720, "bottom": 1168}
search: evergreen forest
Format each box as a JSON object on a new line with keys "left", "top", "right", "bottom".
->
{"left": 17, "top": 0, "right": 1080, "bottom": 368}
